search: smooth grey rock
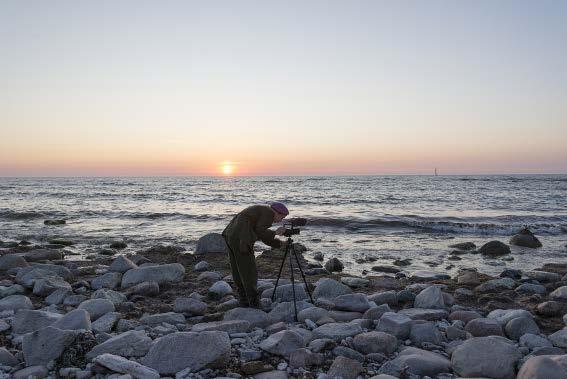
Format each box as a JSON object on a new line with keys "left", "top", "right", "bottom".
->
{"left": 516, "top": 283, "right": 546, "bottom": 294}
{"left": 173, "top": 297, "right": 207, "bottom": 316}
{"left": 121, "top": 263, "right": 185, "bottom": 288}
{"left": 340, "top": 277, "right": 369, "bottom": 288}
{"left": 142, "top": 331, "right": 231, "bottom": 375}
{"left": 91, "top": 288, "right": 127, "bottom": 306}
{"left": 109, "top": 255, "right": 138, "bottom": 273}
{"left": 510, "top": 229, "right": 543, "bottom": 249}
{"left": 0, "top": 254, "right": 29, "bottom": 271}
{"left": 86, "top": 330, "right": 153, "bottom": 360}
{"left": 488, "top": 309, "right": 533, "bottom": 325}
{"left": 52, "top": 309, "right": 92, "bottom": 331}
{"left": 517, "top": 354, "right": 567, "bottom": 379}
{"left": 0, "top": 294, "right": 33, "bottom": 312}
{"left": 259, "top": 330, "right": 306, "bottom": 356}
{"left": 140, "top": 312, "right": 184, "bottom": 326}
{"left": 0, "top": 347, "right": 19, "bottom": 367}
{"left": 194, "top": 260, "right": 210, "bottom": 272}
{"left": 93, "top": 353, "right": 159, "bottom": 379}
{"left": 12, "top": 309, "right": 62, "bottom": 334}
{"left": 451, "top": 336, "right": 522, "bottom": 379}
{"left": 378, "top": 347, "right": 451, "bottom": 377}
{"left": 327, "top": 356, "right": 362, "bottom": 379}
{"left": 414, "top": 286, "right": 445, "bottom": 309}
{"left": 45, "top": 287, "right": 72, "bottom": 305}
{"left": 268, "top": 300, "right": 313, "bottom": 323}
{"left": 124, "top": 281, "right": 160, "bottom": 297}
{"left": 224, "top": 307, "right": 270, "bottom": 328}
{"left": 362, "top": 304, "right": 392, "bottom": 320}
{"left": 208, "top": 280, "right": 233, "bottom": 300}
{"left": 328, "top": 310, "right": 362, "bottom": 322}
{"left": 549, "top": 329, "right": 567, "bottom": 348}
{"left": 22, "top": 326, "right": 81, "bottom": 366}
{"left": 289, "top": 348, "right": 325, "bottom": 368}
{"left": 505, "top": 316, "right": 540, "bottom": 340}
{"left": 32, "top": 276, "right": 72, "bottom": 296}
{"left": 16, "top": 264, "right": 72, "bottom": 285}
{"left": 525, "top": 270, "right": 560, "bottom": 283}
{"left": 22, "top": 249, "right": 64, "bottom": 262}
{"left": 376, "top": 312, "right": 412, "bottom": 339}
{"left": 465, "top": 318, "right": 504, "bottom": 337}
{"left": 449, "top": 310, "right": 482, "bottom": 324}
{"left": 333, "top": 346, "right": 364, "bottom": 362}
{"left": 353, "top": 331, "right": 397, "bottom": 354}
{"left": 409, "top": 322, "right": 444, "bottom": 345}
{"left": 91, "top": 272, "right": 122, "bottom": 290}
{"left": 410, "top": 270, "right": 450, "bottom": 281}
{"left": 324, "top": 257, "right": 344, "bottom": 272}
{"left": 12, "top": 366, "right": 49, "bottom": 379}
{"left": 550, "top": 286, "right": 567, "bottom": 301}
{"left": 0, "top": 283, "right": 25, "bottom": 298}
{"left": 77, "top": 298, "right": 115, "bottom": 321}
{"left": 333, "top": 293, "right": 370, "bottom": 312}
{"left": 312, "top": 322, "right": 362, "bottom": 342}
{"left": 519, "top": 333, "right": 552, "bottom": 349}
{"left": 368, "top": 291, "right": 398, "bottom": 306}
{"left": 297, "top": 307, "right": 330, "bottom": 323}
{"left": 92, "top": 311, "right": 121, "bottom": 333}
{"left": 267, "top": 283, "right": 308, "bottom": 303}
{"left": 398, "top": 308, "right": 448, "bottom": 321}
{"left": 313, "top": 278, "right": 351, "bottom": 300}
{"left": 475, "top": 277, "right": 516, "bottom": 293}
{"left": 195, "top": 233, "right": 229, "bottom": 254}
{"left": 192, "top": 320, "right": 250, "bottom": 333}
{"left": 197, "top": 271, "right": 222, "bottom": 281}
{"left": 479, "top": 240, "right": 511, "bottom": 256}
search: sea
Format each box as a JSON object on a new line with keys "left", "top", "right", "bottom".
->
{"left": 1, "top": 175, "right": 566, "bottom": 276}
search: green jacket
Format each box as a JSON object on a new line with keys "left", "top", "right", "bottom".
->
{"left": 222, "top": 205, "right": 282, "bottom": 249}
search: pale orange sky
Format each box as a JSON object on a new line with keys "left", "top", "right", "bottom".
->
{"left": 1, "top": 1, "right": 566, "bottom": 176}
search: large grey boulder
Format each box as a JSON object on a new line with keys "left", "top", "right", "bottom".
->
{"left": 142, "top": 331, "right": 231, "bottom": 375}
{"left": 333, "top": 293, "right": 370, "bottom": 312}
{"left": 224, "top": 307, "right": 270, "bottom": 328}
{"left": 526, "top": 270, "right": 561, "bottom": 283}
{"left": 414, "top": 286, "right": 445, "bottom": 309}
{"left": 0, "top": 347, "right": 19, "bottom": 367}
{"left": 362, "top": 304, "right": 392, "bottom": 320}
{"left": 465, "top": 318, "right": 504, "bottom": 337}
{"left": 0, "top": 295, "right": 33, "bottom": 312}
{"left": 353, "top": 331, "right": 397, "bottom": 354}
{"left": 475, "top": 277, "right": 516, "bottom": 293}
{"left": 268, "top": 283, "right": 308, "bottom": 303}
{"left": 77, "top": 298, "right": 115, "bottom": 321}
{"left": 86, "top": 330, "right": 153, "bottom": 360}
{"left": 505, "top": 316, "right": 540, "bottom": 340}
{"left": 91, "top": 288, "right": 127, "bottom": 306}
{"left": 410, "top": 271, "right": 450, "bottom": 281}
{"left": 517, "top": 354, "right": 567, "bottom": 379}
{"left": 22, "top": 326, "right": 81, "bottom": 366}
{"left": 33, "top": 276, "right": 72, "bottom": 296}
{"left": 140, "top": 312, "right": 185, "bottom": 326}
{"left": 93, "top": 353, "right": 159, "bottom": 379}
{"left": 451, "top": 336, "right": 522, "bottom": 379}
{"left": 91, "top": 272, "right": 122, "bottom": 290}
{"left": 479, "top": 240, "right": 511, "bottom": 256}
{"left": 259, "top": 330, "right": 306, "bottom": 356}
{"left": 550, "top": 286, "right": 567, "bottom": 301}
{"left": 376, "top": 312, "right": 412, "bottom": 339}
{"left": 312, "top": 278, "right": 352, "bottom": 300}
{"left": 519, "top": 333, "right": 552, "bottom": 349}
{"left": 0, "top": 284, "right": 25, "bottom": 298}
{"left": 324, "top": 258, "right": 344, "bottom": 272}
{"left": 297, "top": 307, "right": 331, "bottom": 323}
{"left": 398, "top": 308, "right": 448, "bottom": 321}
{"left": 12, "top": 309, "right": 62, "bottom": 334}
{"left": 312, "top": 322, "right": 362, "bottom": 342}
{"left": 378, "top": 347, "right": 451, "bottom": 377}
{"left": 52, "top": 309, "right": 92, "bottom": 331}
{"left": 21, "top": 249, "right": 64, "bottom": 262}
{"left": 121, "top": 263, "right": 185, "bottom": 288}
{"left": 409, "top": 322, "right": 444, "bottom": 345}
{"left": 268, "top": 300, "right": 313, "bottom": 323}
{"left": 510, "top": 228, "right": 542, "bottom": 248}
{"left": 0, "top": 254, "right": 29, "bottom": 271}
{"left": 488, "top": 309, "right": 533, "bottom": 325}
{"left": 173, "top": 297, "right": 207, "bottom": 316}
{"left": 327, "top": 356, "right": 362, "bottom": 379}
{"left": 195, "top": 233, "right": 229, "bottom": 255}
{"left": 109, "top": 255, "right": 138, "bottom": 273}
{"left": 92, "top": 311, "right": 121, "bottom": 333}
{"left": 208, "top": 280, "right": 233, "bottom": 300}
{"left": 548, "top": 329, "right": 567, "bottom": 348}
{"left": 16, "top": 264, "right": 72, "bottom": 285}
{"left": 192, "top": 320, "right": 250, "bottom": 334}
{"left": 44, "top": 288, "right": 72, "bottom": 305}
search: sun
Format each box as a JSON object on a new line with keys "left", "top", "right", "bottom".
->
{"left": 221, "top": 163, "right": 234, "bottom": 175}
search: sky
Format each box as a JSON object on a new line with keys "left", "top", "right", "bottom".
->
{"left": 1, "top": 0, "right": 566, "bottom": 176}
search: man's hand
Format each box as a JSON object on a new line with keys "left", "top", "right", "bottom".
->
{"left": 275, "top": 226, "right": 286, "bottom": 236}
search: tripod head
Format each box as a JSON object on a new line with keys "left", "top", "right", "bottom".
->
{"left": 282, "top": 217, "right": 307, "bottom": 237}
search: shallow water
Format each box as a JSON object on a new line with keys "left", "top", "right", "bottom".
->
{"left": 1, "top": 175, "right": 566, "bottom": 276}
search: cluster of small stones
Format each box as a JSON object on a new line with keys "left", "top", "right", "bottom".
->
{"left": 0, "top": 231, "right": 566, "bottom": 379}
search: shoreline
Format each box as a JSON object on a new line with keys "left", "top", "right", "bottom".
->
{"left": 1, "top": 235, "right": 567, "bottom": 378}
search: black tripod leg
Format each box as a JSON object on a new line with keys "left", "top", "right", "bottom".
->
{"left": 291, "top": 243, "right": 314, "bottom": 303}
{"left": 271, "top": 245, "right": 289, "bottom": 302}
{"left": 289, "top": 241, "right": 298, "bottom": 321}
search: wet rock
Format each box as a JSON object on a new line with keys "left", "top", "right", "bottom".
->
{"left": 340, "top": 277, "right": 369, "bottom": 288}
{"left": 259, "top": 330, "right": 305, "bottom": 357}
{"left": 224, "top": 307, "right": 270, "bottom": 328}
{"left": 22, "top": 249, "right": 64, "bottom": 261}
{"left": 504, "top": 316, "right": 540, "bottom": 340}
{"left": 93, "top": 353, "right": 159, "bottom": 379}
{"left": 526, "top": 270, "right": 561, "bottom": 283}
{"left": 173, "top": 297, "right": 207, "bottom": 316}
{"left": 449, "top": 242, "right": 476, "bottom": 250}
{"left": 312, "top": 278, "right": 351, "bottom": 300}
{"left": 353, "top": 331, "right": 397, "bottom": 354}
{"left": 548, "top": 329, "right": 567, "bottom": 348}
{"left": 195, "top": 233, "right": 229, "bottom": 255}
{"left": 371, "top": 265, "right": 401, "bottom": 274}
{"left": 451, "top": 336, "right": 522, "bottom": 379}
{"left": 0, "top": 294, "right": 33, "bottom": 312}
{"left": 465, "top": 318, "right": 504, "bottom": 337}
{"left": 479, "top": 240, "right": 511, "bottom": 256}
{"left": 312, "top": 322, "right": 362, "bottom": 342}
{"left": 550, "top": 286, "right": 567, "bottom": 301}
{"left": 108, "top": 256, "right": 137, "bottom": 273}
{"left": 516, "top": 283, "right": 546, "bottom": 295}
{"left": 378, "top": 347, "right": 451, "bottom": 377}
{"left": 536, "top": 301, "right": 562, "bottom": 316}
{"left": 22, "top": 326, "right": 82, "bottom": 366}
{"left": 333, "top": 293, "right": 370, "bottom": 312}
{"left": 324, "top": 258, "right": 344, "bottom": 272}
{"left": 0, "top": 254, "right": 29, "bottom": 271}
{"left": 376, "top": 312, "right": 412, "bottom": 339}
{"left": 410, "top": 270, "right": 450, "bottom": 281}
{"left": 414, "top": 286, "right": 445, "bottom": 309}
{"left": 120, "top": 263, "right": 185, "bottom": 288}
{"left": 77, "top": 298, "right": 115, "bottom": 321}
{"left": 517, "top": 354, "right": 567, "bottom": 379}
{"left": 475, "top": 277, "right": 516, "bottom": 293}
{"left": 142, "top": 331, "right": 231, "bottom": 375}
{"left": 500, "top": 268, "right": 522, "bottom": 279}
{"left": 457, "top": 270, "right": 481, "bottom": 285}
{"left": 241, "top": 361, "right": 274, "bottom": 375}
{"left": 510, "top": 228, "right": 542, "bottom": 248}
{"left": 86, "top": 330, "right": 153, "bottom": 360}
{"left": 327, "top": 356, "right": 363, "bottom": 379}
{"left": 91, "top": 272, "right": 122, "bottom": 290}
{"left": 52, "top": 309, "right": 92, "bottom": 331}
{"left": 0, "top": 283, "right": 25, "bottom": 298}
{"left": 12, "top": 309, "right": 62, "bottom": 334}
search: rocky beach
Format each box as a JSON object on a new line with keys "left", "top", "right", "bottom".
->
{"left": 1, "top": 226, "right": 567, "bottom": 379}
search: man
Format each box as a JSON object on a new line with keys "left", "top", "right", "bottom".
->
{"left": 222, "top": 202, "right": 289, "bottom": 307}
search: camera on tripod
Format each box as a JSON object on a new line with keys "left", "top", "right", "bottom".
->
{"left": 282, "top": 217, "right": 307, "bottom": 237}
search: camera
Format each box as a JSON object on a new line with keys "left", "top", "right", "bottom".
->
{"left": 282, "top": 217, "right": 307, "bottom": 237}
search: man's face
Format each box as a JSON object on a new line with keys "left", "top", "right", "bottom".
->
{"left": 273, "top": 212, "right": 287, "bottom": 223}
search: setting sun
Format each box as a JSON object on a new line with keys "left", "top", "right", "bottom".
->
{"left": 221, "top": 163, "right": 234, "bottom": 175}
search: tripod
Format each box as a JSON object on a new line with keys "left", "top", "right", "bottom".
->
{"left": 271, "top": 236, "right": 314, "bottom": 321}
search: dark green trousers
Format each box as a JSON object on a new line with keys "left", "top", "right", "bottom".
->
{"left": 224, "top": 237, "right": 258, "bottom": 305}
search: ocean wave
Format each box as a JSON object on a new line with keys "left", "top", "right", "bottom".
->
{"left": 0, "top": 210, "right": 46, "bottom": 220}
{"left": 306, "top": 215, "right": 567, "bottom": 235}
